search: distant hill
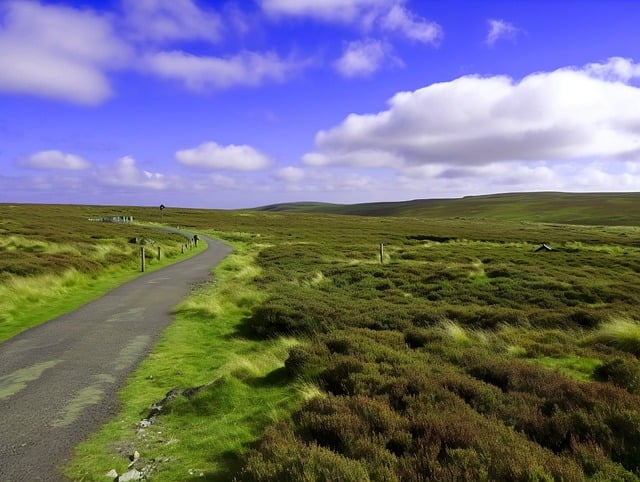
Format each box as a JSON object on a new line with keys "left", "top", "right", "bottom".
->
{"left": 256, "top": 192, "right": 640, "bottom": 226}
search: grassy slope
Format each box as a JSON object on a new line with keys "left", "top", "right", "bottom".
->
{"left": 256, "top": 192, "right": 640, "bottom": 225}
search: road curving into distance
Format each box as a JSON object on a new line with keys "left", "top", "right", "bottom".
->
{"left": 0, "top": 233, "right": 232, "bottom": 481}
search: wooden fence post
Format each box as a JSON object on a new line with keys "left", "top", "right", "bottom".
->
{"left": 141, "top": 247, "right": 145, "bottom": 272}
{"left": 157, "top": 246, "right": 161, "bottom": 260}
{"left": 380, "top": 243, "right": 384, "bottom": 264}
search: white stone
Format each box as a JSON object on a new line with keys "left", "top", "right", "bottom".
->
{"left": 118, "top": 468, "right": 143, "bottom": 481}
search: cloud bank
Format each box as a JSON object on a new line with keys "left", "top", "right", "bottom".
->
{"left": 305, "top": 58, "right": 640, "bottom": 170}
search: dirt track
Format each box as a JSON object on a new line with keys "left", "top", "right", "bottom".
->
{"left": 0, "top": 234, "right": 231, "bottom": 481}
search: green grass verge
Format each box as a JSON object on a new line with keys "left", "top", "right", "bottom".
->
{"left": 63, "top": 241, "right": 305, "bottom": 481}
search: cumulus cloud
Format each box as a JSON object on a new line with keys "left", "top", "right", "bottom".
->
{"left": 0, "top": 1, "right": 130, "bottom": 104}
{"left": 486, "top": 19, "right": 519, "bottom": 46}
{"left": 176, "top": 141, "right": 271, "bottom": 171}
{"left": 304, "top": 58, "right": 640, "bottom": 170}
{"left": 100, "top": 156, "right": 167, "bottom": 189}
{"left": 334, "top": 39, "right": 398, "bottom": 78}
{"left": 122, "top": 0, "right": 222, "bottom": 43}
{"left": 145, "top": 50, "right": 299, "bottom": 90}
{"left": 380, "top": 4, "right": 442, "bottom": 44}
{"left": 19, "top": 150, "right": 90, "bottom": 170}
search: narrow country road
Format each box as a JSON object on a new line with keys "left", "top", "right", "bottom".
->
{"left": 0, "top": 234, "right": 232, "bottom": 481}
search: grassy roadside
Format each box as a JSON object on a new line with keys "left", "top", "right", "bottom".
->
{"left": 63, "top": 237, "right": 306, "bottom": 481}
{"left": 0, "top": 229, "right": 205, "bottom": 343}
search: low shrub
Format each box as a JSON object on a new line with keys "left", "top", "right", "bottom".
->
{"left": 237, "top": 423, "right": 371, "bottom": 482}
{"left": 404, "top": 327, "right": 442, "bottom": 349}
{"left": 318, "top": 357, "right": 365, "bottom": 396}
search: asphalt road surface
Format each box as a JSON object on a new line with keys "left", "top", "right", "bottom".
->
{"left": 0, "top": 234, "right": 231, "bottom": 481}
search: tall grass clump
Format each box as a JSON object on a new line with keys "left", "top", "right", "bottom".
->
{"left": 588, "top": 317, "right": 640, "bottom": 356}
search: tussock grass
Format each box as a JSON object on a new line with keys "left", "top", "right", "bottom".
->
{"left": 297, "top": 382, "right": 324, "bottom": 401}
{"left": 442, "top": 320, "right": 472, "bottom": 345}
{"left": 0, "top": 235, "right": 49, "bottom": 252}
{"left": 507, "top": 345, "right": 528, "bottom": 357}
{"left": 588, "top": 316, "right": 640, "bottom": 355}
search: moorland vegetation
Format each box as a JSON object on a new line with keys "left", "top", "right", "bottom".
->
{"left": 3, "top": 197, "right": 640, "bottom": 480}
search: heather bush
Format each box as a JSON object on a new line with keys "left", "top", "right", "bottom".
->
{"left": 594, "top": 357, "right": 640, "bottom": 393}
{"left": 237, "top": 423, "right": 371, "bottom": 482}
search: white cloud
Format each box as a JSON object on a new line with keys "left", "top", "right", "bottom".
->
{"left": 585, "top": 57, "right": 640, "bottom": 82}
{"left": 334, "top": 39, "right": 398, "bottom": 78}
{"left": 260, "top": 0, "right": 442, "bottom": 40}
{"left": 304, "top": 58, "right": 640, "bottom": 169}
{"left": 0, "top": 1, "right": 130, "bottom": 104}
{"left": 19, "top": 150, "right": 90, "bottom": 170}
{"left": 260, "top": 0, "right": 392, "bottom": 23}
{"left": 122, "top": 0, "right": 222, "bottom": 43}
{"left": 486, "top": 19, "right": 519, "bottom": 46}
{"left": 276, "top": 166, "right": 306, "bottom": 182}
{"left": 100, "top": 156, "right": 167, "bottom": 190}
{"left": 176, "top": 141, "right": 271, "bottom": 171}
{"left": 380, "top": 4, "right": 441, "bottom": 44}
{"left": 145, "top": 50, "right": 298, "bottom": 90}
{"left": 303, "top": 149, "right": 404, "bottom": 168}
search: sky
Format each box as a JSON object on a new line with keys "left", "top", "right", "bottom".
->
{"left": 2, "top": 0, "right": 640, "bottom": 209}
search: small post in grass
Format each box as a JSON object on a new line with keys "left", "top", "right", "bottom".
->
{"left": 141, "top": 247, "right": 145, "bottom": 272}
{"left": 157, "top": 246, "right": 161, "bottom": 260}
{"left": 380, "top": 243, "right": 384, "bottom": 264}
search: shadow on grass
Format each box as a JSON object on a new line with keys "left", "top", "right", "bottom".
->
{"left": 247, "top": 366, "right": 290, "bottom": 387}
{"left": 182, "top": 369, "right": 292, "bottom": 482}
{"left": 183, "top": 449, "right": 246, "bottom": 482}
{"left": 172, "top": 307, "right": 217, "bottom": 320}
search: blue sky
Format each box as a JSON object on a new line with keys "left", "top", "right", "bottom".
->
{"left": 2, "top": 0, "right": 640, "bottom": 209}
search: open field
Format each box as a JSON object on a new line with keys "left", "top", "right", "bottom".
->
{"left": 4, "top": 198, "right": 640, "bottom": 480}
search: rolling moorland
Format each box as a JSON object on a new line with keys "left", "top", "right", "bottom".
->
{"left": 3, "top": 194, "right": 640, "bottom": 481}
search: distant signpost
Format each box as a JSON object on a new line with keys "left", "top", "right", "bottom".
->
{"left": 160, "top": 204, "right": 165, "bottom": 223}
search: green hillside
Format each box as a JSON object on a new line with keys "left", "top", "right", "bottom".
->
{"left": 257, "top": 192, "right": 640, "bottom": 226}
